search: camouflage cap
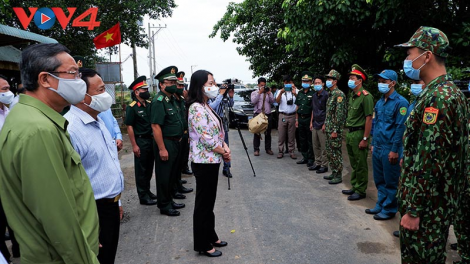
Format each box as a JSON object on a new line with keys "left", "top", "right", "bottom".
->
{"left": 395, "top": 26, "right": 450, "bottom": 58}
{"left": 325, "top": 69, "right": 341, "bottom": 80}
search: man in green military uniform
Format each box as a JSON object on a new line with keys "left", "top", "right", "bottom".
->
{"left": 342, "top": 64, "right": 374, "bottom": 201}
{"left": 295, "top": 71, "right": 315, "bottom": 167}
{"left": 395, "top": 26, "right": 469, "bottom": 264}
{"left": 323, "top": 70, "right": 347, "bottom": 184}
{"left": 172, "top": 71, "right": 193, "bottom": 199}
{"left": 125, "top": 76, "right": 157, "bottom": 206}
{"left": 151, "top": 66, "right": 185, "bottom": 216}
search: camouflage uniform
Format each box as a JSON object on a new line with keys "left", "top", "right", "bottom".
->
{"left": 395, "top": 27, "right": 469, "bottom": 263}
{"left": 323, "top": 70, "right": 346, "bottom": 183}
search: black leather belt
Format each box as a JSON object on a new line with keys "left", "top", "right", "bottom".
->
{"left": 164, "top": 137, "right": 182, "bottom": 142}
{"left": 348, "top": 126, "right": 365, "bottom": 132}
{"left": 137, "top": 134, "right": 153, "bottom": 139}
{"left": 96, "top": 193, "right": 121, "bottom": 205}
{"left": 280, "top": 112, "right": 295, "bottom": 116}
{"left": 299, "top": 114, "right": 311, "bottom": 119}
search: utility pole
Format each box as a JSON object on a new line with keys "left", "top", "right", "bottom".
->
{"left": 132, "top": 42, "right": 138, "bottom": 80}
{"left": 148, "top": 23, "right": 167, "bottom": 91}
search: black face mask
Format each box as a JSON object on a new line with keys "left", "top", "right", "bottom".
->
{"left": 138, "top": 91, "right": 150, "bottom": 100}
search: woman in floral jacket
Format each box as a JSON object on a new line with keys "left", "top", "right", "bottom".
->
{"left": 187, "top": 70, "right": 231, "bottom": 258}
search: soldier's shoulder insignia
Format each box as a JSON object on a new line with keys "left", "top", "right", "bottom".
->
{"left": 129, "top": 101, "right": 137, "bottom": 107}
{"left": 337, "top": 96, "right": 343, "bottom": 102}
{"left": 157, "top": 95, "right": 164, "bottom": 101}
{"left": 400, "top": 107, "right": 407, "bottom": 116}
{"left": 165, "top": 96, "right": 170, "bottom": 102}
{"left": 423, "top": 107, "right": 439, "bottom": 125}
{"left": 362, "top": 90, "right": 369, "bottom": 96}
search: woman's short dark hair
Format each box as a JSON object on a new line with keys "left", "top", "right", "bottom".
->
{"left": 187, "top": 70, "right": 212, "bottom": 106}
{"left": 20, "top": 43, "right": 70, "bottom": 92}
{"left": 79, "top": 68, "right": 102, "bottom": 91}
{"left": 258, "top": 77, "right": 266, "bottom": 84}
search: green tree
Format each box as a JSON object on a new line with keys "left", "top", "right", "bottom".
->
{"left": 0, "top": 0, "right": 176, "bottom": 62}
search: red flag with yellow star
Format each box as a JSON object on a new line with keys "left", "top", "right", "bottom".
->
{"left": 93, "top": 23, "right": 121, "bottom": 49}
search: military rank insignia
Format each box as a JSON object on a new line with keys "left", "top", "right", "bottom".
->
{"left": 337, "top": 97, "right": 343, "bottom": 102}
{"left": 423, "top": 107, "right": 438, "bottom": 124}
{"left": 165, "top": 96, "right": 170, "bottom": 102}
{"left": 400, "top": 107, "right": 407, "bottom": 116}
{"left": 157, "top": 95, "right": 164, "bottom": 101}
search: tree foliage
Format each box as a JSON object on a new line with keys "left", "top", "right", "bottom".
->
{"left": 0, "top": 0, "right": 176, "bottom": 63}
{"left": 211, "top": 0, "right": 470, "bottom": 87}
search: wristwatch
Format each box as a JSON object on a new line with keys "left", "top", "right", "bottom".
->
{"left": 363, "top": 137, "right": 368, "bottom": 141}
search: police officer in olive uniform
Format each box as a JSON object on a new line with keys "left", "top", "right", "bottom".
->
{"left": 295, "top": 71, "right": 315, "bottom": 167}
{"left": 151, "top": 66, "right": 185, "bottom": 216}
{"left": 172, "top": 71, "right": 193, "bottom": 199}
{"left": 125, "top": 76, "right": 157, "bottom": 205}
{"left": 342, "top": 64, "right": 374, "bottom": 201}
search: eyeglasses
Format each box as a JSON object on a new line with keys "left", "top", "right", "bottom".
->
{"left": 49, "top": 71, "right": 82, "bottom": 79}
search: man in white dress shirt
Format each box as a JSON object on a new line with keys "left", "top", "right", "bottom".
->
{"left": 276, "top": 74, "right": 298, "bottom": 159}
{"left": 64, "top": 68, "right": 124, "bottom": 264}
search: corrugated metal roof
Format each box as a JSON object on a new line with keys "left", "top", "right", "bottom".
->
{"left": 0, "top": 45, "right": 21, "bottom": 63}
{"left": 0, "top": 24, "right": 57, "bottom": 46}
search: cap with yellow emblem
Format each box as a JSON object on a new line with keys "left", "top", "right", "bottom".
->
{"left": 348, "top": 64, "right": 368, "bottom": 81}
{"left": 155, "top": 66, "right": 178, "bottom": 82}
{"left": 129, "top": 76, "right": 149, "bottom": 91}
{"left": 73, "top": 56, "right": 85, "bottom": 68}
{"left": 394, "top": 26, "right": 450, "bottom": 58}
{"left": 300, "top": 71, "right": 313, "bottom": 81}
{"left": 176, "top": 71, "right": 185, "bottom": 85}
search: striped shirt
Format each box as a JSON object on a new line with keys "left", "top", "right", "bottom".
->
{"left": 65, "top": 106, "right": 124, "bottom": 201}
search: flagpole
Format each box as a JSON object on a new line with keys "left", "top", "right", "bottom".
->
{"left": 119, "top": 44, "right": 124, "bottom": 122}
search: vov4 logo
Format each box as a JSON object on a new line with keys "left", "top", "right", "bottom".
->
{"left": 13, "top": 7, "right": 101, "bottom": 30}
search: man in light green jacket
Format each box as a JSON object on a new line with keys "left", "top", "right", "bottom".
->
{"left": 0, "top": 43, "right": 100, "bottom": 264}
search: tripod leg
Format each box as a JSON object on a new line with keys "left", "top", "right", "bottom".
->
{"left": 227, "top": 175, "right": 231, "bottom": 190}
{"left": 236, "top": 123, "right": 256, "bottom": 177}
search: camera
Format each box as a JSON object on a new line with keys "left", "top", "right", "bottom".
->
{"left": 287, "top": 99, "right": 294, "bottom": 105}
{"left": 263, "top": 87, "right": 270, "bottom": 93}
{"left": 223, "top": 78, "right": 236, "bottom": 90}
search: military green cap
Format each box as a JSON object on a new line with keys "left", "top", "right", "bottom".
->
{"left": 300, "top": 71, "right": 313, "bottom": 81}
{"left": 325, "top": 69, "right": 341, "bottom": 80}
{"left": 155, "top": 66, "right": 178, "bottom": 82}
{"left": 176, "top": 71, "right": 185, "bottom": 84}
{"left": 395, "top": 26, "right": 450, "bottom": 58}
{"left": 348, "top": 64, "right": 367, "bottom": 81}
{"left": 73, "top": 56, "right": 85, "bottom": 68}
{"left": 129, "top": 76, "right": 148, "bottom": 91}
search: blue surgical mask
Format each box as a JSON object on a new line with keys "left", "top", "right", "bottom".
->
{"left": 326, "top": 81, "right": 333, "bottom": 88}
{"left": 410, "top": 84, "right": 423, "bottom": 96}
{"left": 314, "top": 85, "right": 323, "bottom": 91}
{"left": 301, "top": 83, "right": 310, "bottom": 89}
{"left": 284, "top": 83, "right": 292, "bottom": 92}
{"left": 378, "top": 83, "right": 391, "bottom": 94}
{"left": 403, "top": 52, "right": 427, "bottom": 81}
{"left": 348, "top": 80, "right": 357, "bottom": 89}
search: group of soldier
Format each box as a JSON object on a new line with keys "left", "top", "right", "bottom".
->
{"left": 125, "top": 66, "right": 194, "bottom": 217}
{"left": 256, "top": 26, "right": 470, "bottom": 263}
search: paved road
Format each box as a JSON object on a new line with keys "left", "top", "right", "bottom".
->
{"left": 114, "top": 128, "right": 460, "bottom": 264}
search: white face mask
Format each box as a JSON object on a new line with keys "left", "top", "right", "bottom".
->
{"left": 48, "top": 73, "right": 86, "bottom": 104}
{"left": 204, "top": 85, "right": 219, "bottom": 99}
{"left": 84, "top": 92, "right": 113, "bottom": 112}
{"left": 0, "top": 91, "right": 14, "bottom": 104}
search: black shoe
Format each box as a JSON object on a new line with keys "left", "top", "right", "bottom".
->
{"left": 198, "top": 249, "right": 222, "bottom": 257}
{"left": 172, "top": 202, "right": 185, "bottom": 209}
{"left": 307, "top": 162, "right": 314, "bottom": 167}
{"left": 160, "top": 209, "right": 180, "bottom": 216}
{"left": 140, "top": 198, "right": 158, "bottom": 205}
{"left": 451, "top": 243, "right": 458, "bottom": 250}
{"left": 179, "top": 186, "right": 193, "bottom": 193}
{"left": 181, "top": 180, "right": 188, "bottom": 184}
{"left": 373, "top": 212, "right": 395, "bottom": 220}
{"left": 148, "top": 192, "right": 157, "bottom": 200}
{"left": 308, "top": 165, "right": 321, "bottom": 171}
{"left": 173, "top": 193, "right": 186, "bottom": 199}
{"left": 365, "top": 208, "right": 381, "bottom": 215}
{"left": 342, "top": 189, "right": 355, "bottom": 195}
{"left": 212, "top": 241, "right": 228, "bottom": 247}
{"left": 223, "top": 170, "right": 233, "bottom": 178}
{"left": 393, "top": 231, "right": 399, "bottom": 238}
{"left": 316, "top": 167, "right": 328, "bottom": 174}
{"left": 296, "top": 159, "right": 307, "bottom": 164}
{"left": 348, "top": 193, "right": 366, "bottom": 201}
{"left": 182, "top": 168, "right": 193, "bottom": 175}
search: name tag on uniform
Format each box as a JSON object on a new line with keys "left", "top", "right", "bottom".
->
{"left": 138, "top": 110, "right": 144, "bottom": 113}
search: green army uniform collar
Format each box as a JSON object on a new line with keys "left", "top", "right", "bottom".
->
{"left": 353, "top": 86, "right": 365, "bottom": 97}
{"left": 18, "top": 94, "right": 68, "bottom": 131}
{"left": 417, "top": 74, "right": 451, "bottom": 101}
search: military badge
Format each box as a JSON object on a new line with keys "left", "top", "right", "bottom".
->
{"left": 423, "top": 107, "right": 438, "bottom": 124}
{"left": 337, "top": 97, "right": 343, "bottom": 102}
{"left": 77, "top": 60, "right": 83, "bottom": 68}
{"left": 157, "top": 95, "right": 163, "bottom": 101}
{"left": 171, "top": 68, "right": 176, "bottom": 74}
{"left": 400, "top": 107, "right": 407, "bottom": 116}
{"left": 165, "top": 96, "right": 170, "bottom": 102}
